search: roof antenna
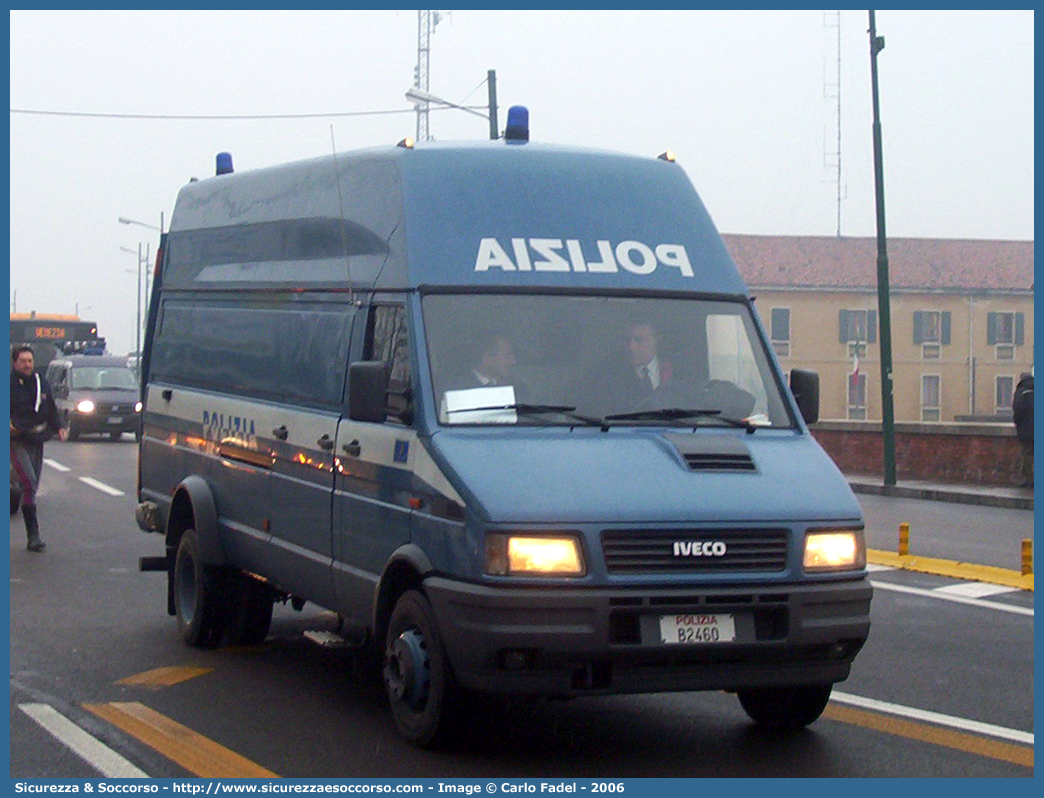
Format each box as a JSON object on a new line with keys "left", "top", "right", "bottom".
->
{"left": 330, "top": 126, "right": 358, "bottom": 306}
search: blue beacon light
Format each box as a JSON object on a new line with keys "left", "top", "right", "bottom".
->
{"left": 216, "top": 152, "right": 234, "bottom": 175}
{"left": 504, "top": 105, "right": 529, "bottom": 143}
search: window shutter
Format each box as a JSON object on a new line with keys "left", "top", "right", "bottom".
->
{"left": 987, "top": 312, "right": 997, "bottom": 345}
{"left": 1015, "top": 312, "right": 1025, "bottom": 345}
{"left": 771, "top": 308, "right": 790, "bottom": 341}
{"left": 913, "top": 311, "right": 924, "bottom": 344}
{"left": 867, "top": 310, "right": 878, "bottom": 344}
{"left": 839, "top": 310, "right": 849, "bottom": 343}
{"left": 941, "top": 312, "right": 951, "bottom": 345}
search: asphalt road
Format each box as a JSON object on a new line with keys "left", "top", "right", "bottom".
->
{"left": 9, "top": 438, "right": 1034, "bottom": 779}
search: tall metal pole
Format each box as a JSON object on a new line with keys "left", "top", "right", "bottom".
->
{"left": 869, "top": 10, "right": 897, "bottom": 485}
{"left": 487, "top": 69, "right": 499, "bottom": 140}
{"left": 135, "top": 242, "right": 142, "bottom": 359}
{"left": 142, "top": 242, "right": 151, "bottom": 349}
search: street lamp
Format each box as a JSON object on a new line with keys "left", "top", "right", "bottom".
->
{"left": 118, "top": 215, "right": 162, "bottom": 233}
{"left": 405, "top": 69, "right": 499, "bottom": 141}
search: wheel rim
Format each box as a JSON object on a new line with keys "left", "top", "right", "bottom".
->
{"left": 385, "top": 628, "right": 430, "bottom": 710}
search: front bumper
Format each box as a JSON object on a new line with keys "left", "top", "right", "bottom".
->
{"left": 425, "top": 576, "right": 872, "bottom": 695}
{"left": 70, "top": 413, "right": 141, "bottom": 435}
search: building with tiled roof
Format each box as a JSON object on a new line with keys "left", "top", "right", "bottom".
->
{"left": 720, "top": 235, "right": 1034, "bottom": 423}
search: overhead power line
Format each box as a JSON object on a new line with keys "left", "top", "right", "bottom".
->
{"left": 10, "top": 107, "right": 422, "bottom": 121}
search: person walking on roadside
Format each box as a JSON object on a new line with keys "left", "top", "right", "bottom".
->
{"left": 1012, "top": 371, "right": 1034, "bottom": 488}
{"left": 10, "top": 345, "right": 67, "bottom": 551}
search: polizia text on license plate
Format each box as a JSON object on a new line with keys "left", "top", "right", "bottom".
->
{"left": 660, "top": 613, "right": 736, "bottom": 644}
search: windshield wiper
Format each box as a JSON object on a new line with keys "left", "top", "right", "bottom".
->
{"left": 603, "top": 407, "right": 757, "bottom": 433}
{"left": 454, "top": 402, "right": 603, "bottom": 426}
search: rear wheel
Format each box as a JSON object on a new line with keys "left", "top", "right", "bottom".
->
{"left": 173, "top": 529, "right": 230, "bottom": 648}
{"left": 383, "top": 590, "right": 456, "bottom": 747}
{"left": 109, "top": 431, "right": 122, "bottom": 441}
{"left": 737, "top": 683, "right": 833, "bottom": 728}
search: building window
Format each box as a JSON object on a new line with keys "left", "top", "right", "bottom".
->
{"left": 996, "top": 376, "right": 1014, "bottom": 414}
{"left": 839, "top": 309, "right": 877, "bottom": 344}
{"left": 770, "top": 307, "right": 790, "bottom": 357}
{"left": 921, "top": 375, "right": 941, "bottom": 422}
{"left": 847, "top": 373, "right": 867, "bottom": 420}
{"left": 987, "top": 311, "right": 1024, "bottom": 353}
{"left": 914, "top": 310, "right": 950, "bottom": 359}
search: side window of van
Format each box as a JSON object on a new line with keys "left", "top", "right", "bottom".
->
{"left": 368, "top": 305, "right": 412, "bottom": 424}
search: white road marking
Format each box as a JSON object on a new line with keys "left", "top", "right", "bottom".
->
{"left": 19, "top": 702, "right": 149, "bottom": 778}
{"left": 831, "top": 691, "right": 1034, "bottom": 746}
{"left": 43, "top": 459, "right": 70, "bottom": 472}
{"left": 865, "top": 563, "right": 895, "bottom": 572}
{"left": 871, "top": 579, "right": 1033, "bottom": 617}
{"left": 78, "top": 477, "right": 125, "bottom": 497}
{"left": 935, "top": 582, "right": 1019, "bottom": 598}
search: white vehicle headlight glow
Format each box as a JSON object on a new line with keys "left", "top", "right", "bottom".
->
{"left": 485, "top": 533, "right": 585, "bottom": 576}
{"left": 76, "top": 400, "right": 96, "bottom": 414}
{"left": 135, "top": 401, "right": 143, "bottom": 412}
{"left": 804, "top": 531, "right": 865, "bottom": 571}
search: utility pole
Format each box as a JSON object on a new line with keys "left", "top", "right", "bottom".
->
{"left": 487, "top": 69, "right": 499, "bottom": 140}
{"left": 414, "top": 11, "right": 443, "bottom": 141}
{"left": 869, "top": 10, "right": 897, "bottom": 485}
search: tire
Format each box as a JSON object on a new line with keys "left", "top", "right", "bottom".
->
{"left": 67, "top": 425, "right": 80, "bottom": 442}
{"left": 225, "top": 573, "right": 274, "bottom": 646}
{"left": 173, "top": 529, "right": 230, "bottom": 648}
{"left": 383, "top": 590, "right": 456, "bottom": 747}
{"left": 109, "top": 431, "right": 122, "bottom": 441}
{"left": 737, "top": 683, "right": 833, "bottom": 729}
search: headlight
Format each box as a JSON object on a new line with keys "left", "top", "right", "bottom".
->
{"left": 485, "top": 533, "right": 585, "bottom": 576}
{"left": 804, "top": 530, "right": 865, "bottom": 571}
{"left": 134, "top": 401, "right": 143, "bottom": 413}
{"left": 76, "top": 400, "right": 96, "bottom": 414}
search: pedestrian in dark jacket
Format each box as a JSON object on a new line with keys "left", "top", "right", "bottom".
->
{"left": 1012, "top": 372, "right": 1033, "bottom": 488}
{"left": 10, "top": 345, "right": 67, "bottom": 551}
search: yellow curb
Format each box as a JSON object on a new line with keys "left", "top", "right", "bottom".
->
{"left": 868, "top": 549, "right": 1033, "bottom": 591}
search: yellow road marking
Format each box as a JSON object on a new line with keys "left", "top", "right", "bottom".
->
{"left": 117, "top": 667, "right": 213, "bottom": 688}
{"left": 868, "top": 549, "right": 1033, "bottom": 591}
{"left": 84, "top": 701, "right": 279, "bottom": 778}
{"left": 823, "top": 703, "right": 1034, "bottom": 769}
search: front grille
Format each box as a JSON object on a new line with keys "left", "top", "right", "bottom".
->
{"left": 96, "top": 402, "right": 131, "bottom": 414}
{"left": 603, "top": 528, "right": 788, "bottom": 574}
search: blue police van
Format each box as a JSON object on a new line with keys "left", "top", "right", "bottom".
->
{"left": 136, "top": 109, "right": 871, "bottom": 746}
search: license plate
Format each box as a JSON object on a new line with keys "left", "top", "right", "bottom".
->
{"left": 659, "top": 613, "right": 736, "bottom": 644}
{"left": 107, "top": 416, "right": 124, "bottom": 424}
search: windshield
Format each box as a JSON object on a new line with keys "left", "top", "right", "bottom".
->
{"left": 422, "top": 294, "right": 793, "bottom": 428}
{"left": 71, "top": 366, "right": 138, "bottom": 390}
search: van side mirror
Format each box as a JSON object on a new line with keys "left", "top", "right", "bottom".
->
{"left": 348, "top": 361, "right": 389, "bottom": 423}
{"left": 789, "top": 369, "right": 820, "bottom": 425}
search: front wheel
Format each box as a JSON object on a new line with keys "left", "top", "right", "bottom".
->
{"left": 737, "top": 683, "right": 833, "bottom": 728}
{"left": 173, "top": 529, "right": 230, "bottom": 648}
{"left": 383, "top": 590, "right": 456, "bottom": 747}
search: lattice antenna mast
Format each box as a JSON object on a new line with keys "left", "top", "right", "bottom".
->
{"left": 823, "top": 10, "right": 844, "bottom": 237}
{"left": 414, "top": 11, "right": 444, "bottom": 141}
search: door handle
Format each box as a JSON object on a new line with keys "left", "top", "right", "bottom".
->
{"left": 317, "top": 434, "right": 334, "bottom": 451}
{"left": 342, "top": 439, "right": 361, "bottom": 457}
{"left": 272, "top": 425, "right": 289, "bottom": 440}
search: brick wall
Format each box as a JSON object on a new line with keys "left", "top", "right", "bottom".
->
{"left": 811, "top": 421, "right": 1025, "bottom": 486}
